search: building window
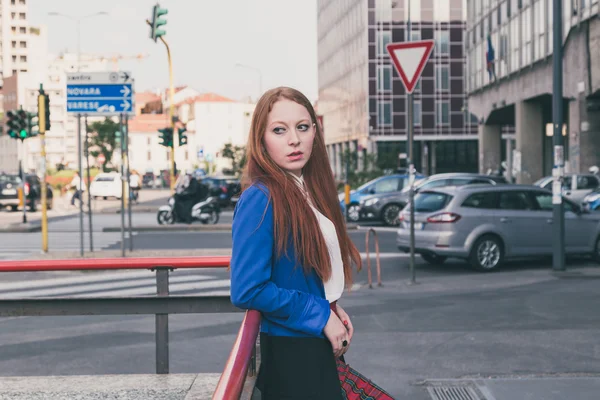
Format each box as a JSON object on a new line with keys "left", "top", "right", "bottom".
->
{"left": 11, "top": 27, "right": 16, "bottom": 34}
{"left": 11, "top": 0, "right": 15, "bottom": 4}
{"left": 19, "top": 13, "right": 25, "bottom": 20}
{"left": 19, "top": 55, "right": 26, "bottom": 62}
{"left": 19, "top": 27, "right": 26, "bottom": 34}
{"left": 377, "top": 30, "right": 391, "bottom": 56}
{"left": 185, "top": 151, "right": 189, "bottom": 161}
{"left": 11, "top": 12, "right": 16, "bottom": 20}
{"left": 410, "top": 29, "right": 421, "bottom": 41}
{"left": 147, "top": 137, "right": 151, "bottom": 145}
{"left": 11, "top": 41, "right": 16, "bottom": 48}
{"left": 413, "top": 100, "right": 422, "bottom": 126}
{"left": 12, "top": 55, "right": 17, "bottom": 63}
{"left": 375, "top": 0, "right": 392, "bottom": 22}
{"left": 436, "top": 65, "right": 449, "bottom": 91}
{"left": 377, "top": 101, "right": 392, "bottom": 126}
{"left": 377, "top": 65, "right": 392, "bottom": 92}
{"left": 147, "top": 151, "right": 151, "bottom": 161}
{"left": 435, "top": 31, "right": 450, "bottom": 55}
{"left": 436, "top": 101, "right": 450, "bottom": 125}
{"left": 12, "top": 69, "right": 17, "bottom": 75}
{"left": 19, "top": 41, "right": 26, "bottom": 48}
{"left": 19, "top": 0, "right": 25, "bottom": 4}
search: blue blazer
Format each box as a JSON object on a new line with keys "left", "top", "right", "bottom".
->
{"left": 230, "top": 183, "right": 331, "bottom": 338}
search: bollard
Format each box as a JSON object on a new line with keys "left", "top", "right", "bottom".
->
{"left": 155, "top": 267, "right": 170, "bottom": 374}
{"left": 365, "top": 228, "right": 383, "bottom": 289}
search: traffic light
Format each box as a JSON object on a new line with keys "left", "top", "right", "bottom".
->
{"left": 17, "top": 109, "right": 28, "bottom": 140}
{"left": 44, "top": 93, "right": 50, "bottom": 131}
{"left": 26, "top": 111, "right": 39, "bottom": 138}
{"left": 178, "top": 127, "right": 187, "bottom": 146}
{"left": 158, "top": 127, "right": 173, "bottom": 147}
{"left": 6, "top": 110, "right": 19, "bottom": 139}
{"left": 150, "top": 4, "right": 168, "bottom": 42}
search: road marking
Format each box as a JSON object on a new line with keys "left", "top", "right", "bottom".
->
{"left": 359, "top": 252, "right": 406, "bottom": 259}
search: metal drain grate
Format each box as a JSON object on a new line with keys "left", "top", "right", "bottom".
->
{"left": 425, "top": 382, "right": 492, "bottom": 400}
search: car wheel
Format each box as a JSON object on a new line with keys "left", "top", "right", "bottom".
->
{"left": 346, "top": 204, "right": 361, "bottom": 223}
{"left": 469, "top": 234, "right": 504, "bottom": 272}
{"left": 103, "top": 197, "right": 108, "bottom": 200}
{"left": 29, "top": 200, "right": 36, "bottom": 212}
{"left": 593, "top": 236, "right": 600, "bottom": 264}
{"left": 10, "top": 205, "right": 17, "bottom": 212}
{"left": 382, "top": 204, "right": 402, "bottom": 226}
{"left": 421, "top": 253, "right": 447, "bottom": 265}
{"left": 157, "top": 210, "right": 174, "bottom": 225}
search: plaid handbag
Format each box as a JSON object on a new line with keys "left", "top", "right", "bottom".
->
{"left": 336, "top": 359, "right": 395, "bottom": 399}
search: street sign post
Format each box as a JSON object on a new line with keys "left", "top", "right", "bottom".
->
{"left": 66, "top": 71, "right": 135, "bottom": 116}
{"left": 386, "top": 39, "right": 434, "bottom": 285}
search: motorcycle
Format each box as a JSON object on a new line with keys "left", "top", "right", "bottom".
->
{"left": 157, "top": 196, "right": 221, "bottom": 225}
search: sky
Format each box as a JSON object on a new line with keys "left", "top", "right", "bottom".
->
{"left": 28, "top": 0, "right": 319, "bottom": 102}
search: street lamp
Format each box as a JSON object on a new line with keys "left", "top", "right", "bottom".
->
{"left": 47, "top": 11, "right": 109, "bottom": 72}
{"left": 235, "top": 63, "right": 263, "bottom": 98}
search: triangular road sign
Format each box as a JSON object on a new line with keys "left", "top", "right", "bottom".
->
{"left": 386, "top": 40, "right": 435, "bottom": 94}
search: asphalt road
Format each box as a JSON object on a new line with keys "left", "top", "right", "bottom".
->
{"left": 1, "top": 216, "right": 600, "bottom": 399}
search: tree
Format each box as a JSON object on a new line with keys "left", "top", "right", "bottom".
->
{"left": 87, "top": 118, "right": 120, "bottom": 172}
{"left": 338, "top": 149, "right": 383, "bottom": 190}
{"left": 221, "top": 143, "right": 247, "bottom": 176}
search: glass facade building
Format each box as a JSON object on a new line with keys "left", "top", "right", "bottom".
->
{"left": 317, "top": 0, "right": 479, "bottom": 178}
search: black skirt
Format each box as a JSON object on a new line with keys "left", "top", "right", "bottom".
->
{"left": 256, "top": 333, "right": 343, "bottom": 400}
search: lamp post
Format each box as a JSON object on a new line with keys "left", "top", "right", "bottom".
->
{"left": 235, "top": 63, "right": 263, "bottom": 98}
{"left": 47, "top": 11, "right": 109, "bottom": 72}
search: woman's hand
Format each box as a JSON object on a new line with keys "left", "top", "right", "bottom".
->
{"left": 335, "top": 304, "right": 354, "bottom": 342}
{"left": 323, "top": 310, "right": 350, "bottom": 358}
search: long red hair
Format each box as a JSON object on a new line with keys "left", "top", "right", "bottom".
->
{"left": 241, "top": 87, "right": 361, "bottom": 287}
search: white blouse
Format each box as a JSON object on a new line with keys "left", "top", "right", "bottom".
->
{"left": 291, "top": 174, "right": 345, "bottom": 302}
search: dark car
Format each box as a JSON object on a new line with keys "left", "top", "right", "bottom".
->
{"left": 360, "top": 173, "right": 508, "bottom": 226}
{"left": 142, "top": 172, "right": 156, "bottom": 188}
{"left": 0, "top": 173, "right": 53, "bottom": 212}
{"left": 202, "top": 176, "right": 241, "bottom": 208}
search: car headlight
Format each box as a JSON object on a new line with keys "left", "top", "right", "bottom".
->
{"left": 364, "top": 198, "right": 379, "bottom": 207}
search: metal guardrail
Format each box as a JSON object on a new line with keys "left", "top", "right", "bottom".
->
{"left": 0, "top": 256, "right": 239, "bottom": 375}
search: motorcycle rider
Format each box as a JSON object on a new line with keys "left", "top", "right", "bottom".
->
{"left": 174, "top": 172, "right": 209, "bottom": 224}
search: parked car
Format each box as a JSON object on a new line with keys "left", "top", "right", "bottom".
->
{"left": 339, "top": 173, "right": 426, "bottom": 222}
{"left": 396, "top": 184, "right": 600, "bottom": 271}
{"left": 142, "top": 172, "right": 156, "bottom": 188}
{"left": 0, "top": 173, "right": 53, "bottom": 212}
{"left": 90, "top": 172, "right": 122, "bottom": 200}
{"left": 534, "top": 174, "right": 600, "bottom": 205}
{"left": 360, "top": 173, "right": 508, "bottom": 226}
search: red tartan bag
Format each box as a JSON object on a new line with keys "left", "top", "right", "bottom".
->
{"left": 336, "top": 359, "right": 395, "bottom": 399}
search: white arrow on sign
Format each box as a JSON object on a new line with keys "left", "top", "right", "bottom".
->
{"left": 121, "top": 100, "right": 131, "bottom": 111}
{"left": 120, "top": 86, "right": 131, "bottom": 97}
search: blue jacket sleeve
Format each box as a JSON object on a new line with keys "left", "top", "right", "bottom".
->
{"left": 230, "top": 185, "right": 331, "bottom": 337}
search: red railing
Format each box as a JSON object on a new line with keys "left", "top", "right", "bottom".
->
{"left": 212, "top": 310, "right": 261, "bottom": 400}
{"left": 0, "top": 256, "right": 231, "bottom": 272}
{"left": 0, "top": 256, "right": 261, "bottom": 399}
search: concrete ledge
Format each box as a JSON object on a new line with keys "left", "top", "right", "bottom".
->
{"left": 0, "top": 224, "right": 41, "bottom": 233}
{"left": 21, "top": 248, "right": 233, "bottom": 260}
{"left": 0, "top": 373, "right": 221, "bottom": 400}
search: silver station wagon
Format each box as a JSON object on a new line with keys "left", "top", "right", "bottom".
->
{"left": 397, "top": 185, "right": 600, "bottom": 271}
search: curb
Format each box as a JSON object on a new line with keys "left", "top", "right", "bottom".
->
{"left": 102, "top": 224, "right": 233, "bottom": 232}
{"left": 98, "top": 207, "right": 158, "bottom": 214}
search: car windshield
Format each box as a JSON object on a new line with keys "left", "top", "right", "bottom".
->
{"left": 0, "top": 175, "right": 22, "bottom": 185}
{"left": 412, "top": 191, "right": 453, "bottom": 212}
{"left": 533, "top": 177, "right": 549, "bottom": 186}
{"left": 356, "top": 177, "right": 384, "bottom": 192}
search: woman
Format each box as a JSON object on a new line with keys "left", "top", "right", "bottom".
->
{"left": 230, "top": 87, "right": 362, "bottom": 399}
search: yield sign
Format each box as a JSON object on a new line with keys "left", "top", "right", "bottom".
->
{"left": 386, "top": 40, "right": 435, "bottom": 94}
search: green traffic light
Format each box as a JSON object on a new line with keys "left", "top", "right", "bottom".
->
{"left": 150, "top": 4, "right": 168, "bottom": 42}
{"left": 19, "top": 130, "right": 27, "bottom": 139}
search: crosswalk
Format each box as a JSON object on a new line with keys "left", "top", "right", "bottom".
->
{"left": 0, "top": 231, "right": 131, "bottom": 260}
{"left": 0, "top": 269, "right": 231, "bottom": 298}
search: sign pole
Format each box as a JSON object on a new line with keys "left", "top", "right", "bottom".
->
{"left": 77, "top": 113, "right": 84, "bottom": 257}
{"left": 406, "top": 8, "right": 417, "bottom": 285}
{"left": 120, "top": 113, "right": 126, "bottom": 258}
{"left": 125, "top": 113, "right": 133, "bottom": 252}
{"left": 85, "top": 115, "right": 94, "bottom": 253}
{"left": 38, "top": 85, "right": 48, "bottom": 253}
{"left": 552, "top": 0, "right": 566, "bottom": 271}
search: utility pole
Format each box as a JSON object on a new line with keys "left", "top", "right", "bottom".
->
{"left": 552, "top": 0, "right": 566, "bottom": 271}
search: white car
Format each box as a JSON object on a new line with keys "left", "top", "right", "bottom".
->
{"left": 90, "top": 173, "right": 123, "bottom": 200}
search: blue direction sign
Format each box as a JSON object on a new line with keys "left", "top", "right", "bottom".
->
{"left": 66, "top": 71, "right": 135, "bottom": 116}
